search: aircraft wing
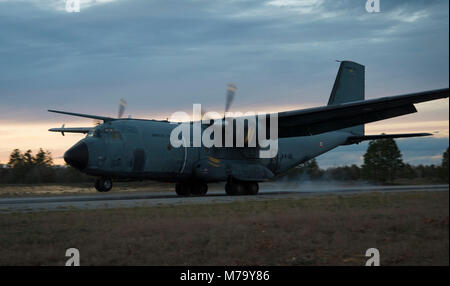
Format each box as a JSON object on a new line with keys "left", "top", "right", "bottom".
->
{"left": 48, "top": 109, "right": 114, "bottom": 122}
{"left": 277, "top": 88, "right": 449, "bottom": 138}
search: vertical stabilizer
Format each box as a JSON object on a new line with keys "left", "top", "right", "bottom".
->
{"left": 328, "top": 61, "right": 365, "bottom": 135}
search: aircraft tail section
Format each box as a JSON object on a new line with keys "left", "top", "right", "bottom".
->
{"left": 328, "top": 61, "right": 365, "bottom": 136}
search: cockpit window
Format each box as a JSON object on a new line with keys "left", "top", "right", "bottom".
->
{"left": 87, "top": 127, "right": 121, "bottom": 140}
{"left": 87, "top": 128, "right": 103, "bottom": 138}
{"left": 110, "top": 131, "right": 122, "bottom": 140}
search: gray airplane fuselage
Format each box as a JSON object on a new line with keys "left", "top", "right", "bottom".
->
{"left": 70, "top": 118, "right": 349, "bottom": 183}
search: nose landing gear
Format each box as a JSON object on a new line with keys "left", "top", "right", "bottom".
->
{"left": 95, "top": 177, "right": 113, "bottom": 192}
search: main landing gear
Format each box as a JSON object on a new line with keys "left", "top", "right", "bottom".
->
{"left": 225, "top": 180, "right": 259, "bottom": 196}
{"left": 95, "top": 177, "right": 113, "bottom": 192}
{"left": 176, "top": 180, "right": 259, "bottom": 196}
{"left": 175, "top": 182, "right": 208, "bottom": 196}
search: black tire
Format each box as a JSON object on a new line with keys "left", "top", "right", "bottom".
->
{"left": 191, "top": 182, "right": 208, "bottom": 196}
{"left": 234, "top": 183, "right": 246, "bottom": 195}
{"left": 225, "top": 182, "right": 233, "bottom": 195}
{"left": 175, "top": 183, "right": 191, "bottom": 196}
{"left": 225, "top": 181, "right": 246, "bottom": 195}
{"left": 95, "top": 177, "right": 113, "bottom": 192}
{"left": 245, "top": 182, "right": 259, "bottom": 195}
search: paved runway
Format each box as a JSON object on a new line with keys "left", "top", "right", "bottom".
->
{"left": 0, "top": 184, "right": 448, "bottom": 213}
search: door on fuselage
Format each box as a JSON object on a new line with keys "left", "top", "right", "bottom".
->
{"left": 132, "top": 148, "right": 146, "bottom": 172}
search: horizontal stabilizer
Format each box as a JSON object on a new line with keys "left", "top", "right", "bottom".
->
{"left": 344, "top": 133, "right": 432, "bottom": 145}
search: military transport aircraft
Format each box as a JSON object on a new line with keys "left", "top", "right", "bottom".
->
{"left": 48, "top": 61, "right": 449, "bottom": 196}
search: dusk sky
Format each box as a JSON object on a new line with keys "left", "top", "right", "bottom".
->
{"left": 0, "top": 0, "right": 448, "bottom": 167}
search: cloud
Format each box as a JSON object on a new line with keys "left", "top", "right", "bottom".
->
{"left": 0, "top": 0, "right": 121, "bottom": 12}
{"left": 265, "top": 0, "right": 324, "bottom": 14}
{"left": 389, "top": 9, "right": 428, "bottom": 23}
{"left": 0, "top": 0, "right": 448, "bottom": 166}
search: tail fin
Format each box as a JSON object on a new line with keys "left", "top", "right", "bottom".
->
{"left": 328, "top": 61, "right": 365, "bottom": 135}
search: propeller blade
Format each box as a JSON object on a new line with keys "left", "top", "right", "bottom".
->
{"left": 118, "top": 98, "right": 127, "bottom": 118}
{"left": 225, "top": 83, "right": 237, "bottom": 113}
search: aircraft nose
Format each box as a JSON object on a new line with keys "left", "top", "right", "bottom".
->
{"left": 64, "top": 142, "right": 88, "bottom": 170}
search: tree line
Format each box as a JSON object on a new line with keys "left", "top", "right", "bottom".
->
{"left": 282, "top": 138, "right": 448, "bottom": 184}
{"left": 0, "top": 149, "right": 91, "bottom": 184}
{"left": 0, "top": 138, "right": 448, "bottom": 184}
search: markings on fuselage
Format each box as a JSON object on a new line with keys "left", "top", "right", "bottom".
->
{"left": 208, "top": 156, "right": 220, "bottom": 163}
{"left": 208, "top": 156, "right": 220, "bottom": 168}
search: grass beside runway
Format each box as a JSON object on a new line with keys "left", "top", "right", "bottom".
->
{"left": 0, "top": 181, "right": 228, "bottom": 197}
{"left": 0, "top": 181, "right": 179, "bottom": 197}
{"left": 0, "top": 191, "right": 448, "bottom": 266}
{"left": 0, "top": 181, "right": 446, "bottom": 198}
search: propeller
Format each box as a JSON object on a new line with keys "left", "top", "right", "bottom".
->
{"left": 91, "top": 98, "right": 127, "bottom": 126}
{"left": 118, "top": 98, "right": 127, "bottom": 118}
{"left": 201, "top": 83, "right": 237, "bottom": 122}
{"left": 225, "top": 83, "right": 237, "bottom": 114}
{"left": 221, "top": 83, "right": 254, "bottom": 145}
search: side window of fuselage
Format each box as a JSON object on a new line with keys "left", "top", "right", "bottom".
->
{"left": 105, "top": 128, "right": 122, "bottom": 141}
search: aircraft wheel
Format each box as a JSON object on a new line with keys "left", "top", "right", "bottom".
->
{"left": 225, "top": 181, "right": 246, "bottom": 195}
{"left": 191, "top": 182, "right": 208, "bottom": 196}
{"left": 175, "top": 183, "right": 191, "bottom": 196}
{"left": 95, "top": 177, "right": 113, "bottom": 192}
{"left": 245, "top": 182, "right": 259, "bottom": 195}
{"left": 225, "top": 183, "right": 233, "bottom": 195}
